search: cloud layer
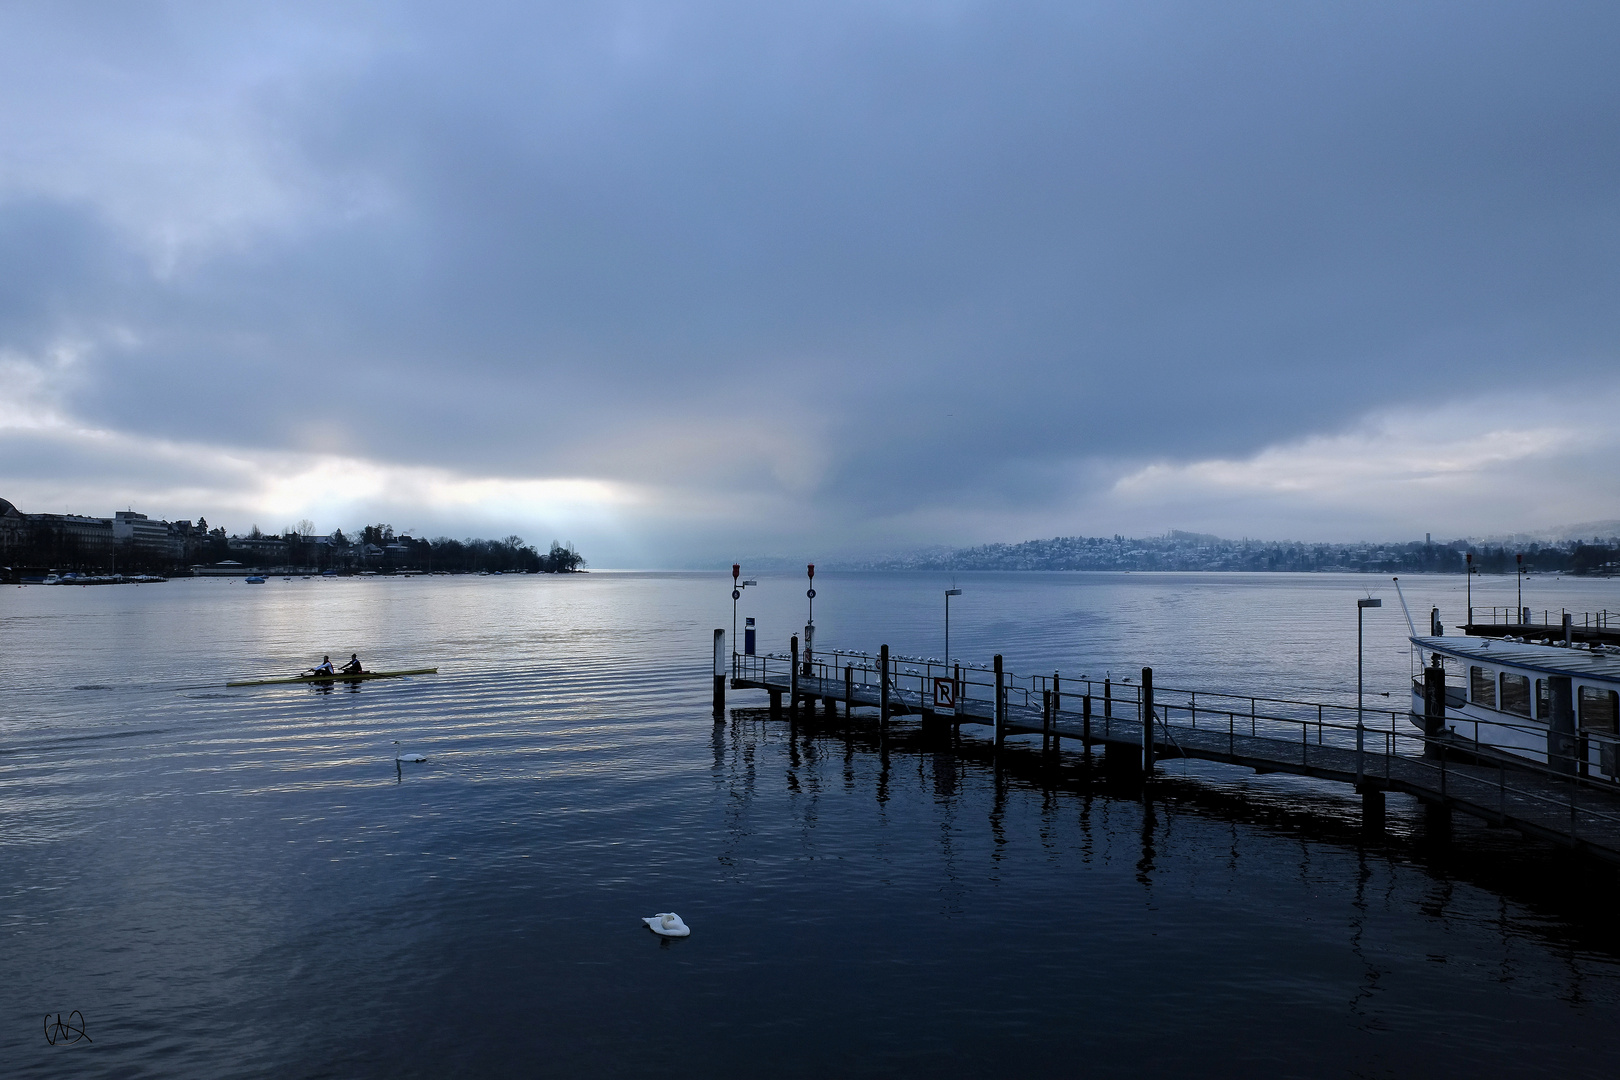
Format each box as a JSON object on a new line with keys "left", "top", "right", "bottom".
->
{"left": 1, "top": 2, "right": 1617, "bottom": 563}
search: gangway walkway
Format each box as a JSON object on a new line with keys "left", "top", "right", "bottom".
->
{"left": 727, "top": 640, "right": 1620, "bottom": 864}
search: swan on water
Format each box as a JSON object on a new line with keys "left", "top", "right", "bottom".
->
{"left": 394, "top": 740, "right": 426, "bottom": 763}
{"left": 642, "top": 912, "right": 690, "bottom": 937}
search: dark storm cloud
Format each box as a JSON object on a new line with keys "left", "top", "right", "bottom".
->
{"left": 1, "top": 1, "right": 1617, "bottom": 560}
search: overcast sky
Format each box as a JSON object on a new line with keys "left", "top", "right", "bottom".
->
{"left": 1, "top": 2, "right": 1617, "bottom": 566}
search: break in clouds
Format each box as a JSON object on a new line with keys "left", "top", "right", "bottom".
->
{"left": 1, "top": 2, "right": 1617, "bottom": 565}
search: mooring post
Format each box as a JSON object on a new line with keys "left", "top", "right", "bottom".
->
{"left": 1052, "top": 672, "right": 1062, "bottom": 752}
{"left": 880, "top": 644, "right": 890, "bottom": 728}
{"left": 713, "top": 629, "right": 726, "bottom": 720}
{"left": 790, "top": 635, "right": 800, "bottom": 714}
{"left": 1083, "top": 694, "right": 1092, "bottom": 743}
{"left": 994, "top": 654, "right": 1005, "bottom": 749}
{"left": 844, "top": 664, "right": 854, "bottom": 717}
{"left": 1042, "top": 688, "right": 1052, "bottom": 754}
{"left": 1104, "top": 677, "right": 1112, "bottom": 738}
{"left": 1142, "top": 667, "right": 1154, "bottom": 772}
{"left": 954, "top": 661, "right": 962, "bottom": 706}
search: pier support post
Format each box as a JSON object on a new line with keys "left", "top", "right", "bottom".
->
{"left": 1042, "top": 689, "right": 1052, "bottom": 754}
{"left": 880, "top": 645, "right": 890, "bottom": 729}
{"left": 994, "top": 655, "right": 1005, "bottom": 750}
{"left": 1083, "top": 694, "right": 1092, "bottom": 744}
{"left": 1142, "top": 667, "right": 1155, "bottom": 773}
{"left": 769, "top": 689, "right": 782, "bottom": 718}
{"left": 713, "top": 629, "right": 726, "bottom": 720}
{"left": 790, "top": 635, "right": 800, "bottom": 714}
{"left": 823, "top": 696, "right": 836, "bottom": 718}
{"left": 1052, "top": 673, "right": 1061, "bottom": 753}
{"left": 845, "top": 665, "right": 853, "bottom": 717}
{"left": 1359, "top": 786, "right": 1386, "bottom": 833}
{"left": 1104, "top": 678, "right": 1113, "bottom": 739}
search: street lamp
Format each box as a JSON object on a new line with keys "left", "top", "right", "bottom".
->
{"left": 1466, "top": 551, "right": 1476, "bottom": 627}
{"left": 1358, "top": 597, "right": 1382, "bottom": 785}
{"left": 945, "top": 588, "right": 962, "bottom": 665}
{"left": 1517, "top": 553, "right": 1525, "bottom": 624}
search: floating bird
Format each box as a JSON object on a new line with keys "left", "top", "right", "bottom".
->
{"left": 642, "top": 912, "right": 690, "bottom": 937}
{"left": 394, "top": 740, "right": 426, "bottom": 763}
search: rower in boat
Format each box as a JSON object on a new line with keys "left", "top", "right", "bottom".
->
{"left": 308, "top": 655, "right": 335, "bottom": 676}
{"left": 340, "top": 653, "right": 364, "bottom": 675}
{"left": 226, "top": 666, "right": 438, "bottom": 687}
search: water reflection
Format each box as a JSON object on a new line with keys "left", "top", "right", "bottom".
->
{"left": 710, "top": 701, "right": 1620, "bottom": 1014}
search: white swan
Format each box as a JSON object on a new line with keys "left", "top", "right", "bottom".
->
{"left": 642, "top": 912, "right": 690, "bottom": 937}
{"left": 394, "top": 740, "right": 426, "bottom": 763}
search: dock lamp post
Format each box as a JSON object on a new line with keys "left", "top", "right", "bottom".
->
{"left": 1357, "top": 597, "right": 1382, "bottom": 785}
{"left": 945, "top": 588, "right": 962, "bottom": 666}
{"left": 1517, "top": 553, "right": 1525, "bottom": 625}
{"left": 804, "top": 564, "right": 816, "bottom": 676}
{"left": 1466, "top": 551, "right": 1475, "bottom": 627}
{"left": 730, "top": 565, "right": 757, "bottom": 675}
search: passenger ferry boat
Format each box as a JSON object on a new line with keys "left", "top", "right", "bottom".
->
{"left": 1408, "top": 601, "right": 1620, "bottom": 782}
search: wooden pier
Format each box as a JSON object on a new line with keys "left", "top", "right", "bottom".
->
{"left": 721, "top": 636, "right": 1620, "bottom": 864}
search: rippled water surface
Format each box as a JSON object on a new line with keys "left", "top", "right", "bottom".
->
{"left": 5, "top": 570, "right": 1620, "bottom": 1078}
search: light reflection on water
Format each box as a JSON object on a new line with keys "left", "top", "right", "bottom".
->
{"left": 3, "top": 571, "right": 1620, "bottom": 1078}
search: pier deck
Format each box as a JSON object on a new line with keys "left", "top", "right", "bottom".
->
{"left": 727, "top": 645, "right": 1620, "bottom": 864}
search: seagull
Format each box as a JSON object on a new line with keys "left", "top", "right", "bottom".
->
{"left": 642, "top": 912, "right": 690, "bottom": 938}
{"left": 394, "top": 740, "right": 426, "bottom": 763}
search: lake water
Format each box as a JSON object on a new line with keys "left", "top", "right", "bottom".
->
{"left": 5, "top": 570, "right": 1620, "bottom": 1078}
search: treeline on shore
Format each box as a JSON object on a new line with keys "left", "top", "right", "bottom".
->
{"left": 1, "top": 501, "right": 586, "bottom": 575}
{"left": 855, "top": 531, "right": 1620, "bottom": 575}
{"left": 197, "top": 524, "right": 586, "bottom": 574}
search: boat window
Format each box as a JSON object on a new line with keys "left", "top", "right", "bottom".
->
{"left": 1499, "top": 672, "right": 1531, "bottom": 717}
{"left": 1537, "top": 679, "right": 1550, "bottom": 720}
{"left": 1470, "top": 666, "right": 1496, "bottom": 708}
{"left": 1578, "top": 686, "right": 1619, "bottom": 734}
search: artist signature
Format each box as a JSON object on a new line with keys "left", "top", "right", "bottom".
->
{"left": 44, "top": 1011, "right": 90, "bottom": 1045}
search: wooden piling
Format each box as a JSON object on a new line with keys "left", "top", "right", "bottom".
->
{"left": 994, "top": 654, "right": 1005, "bottom": 749}
{"left": 1052, "top": 673, "right": 1061, "bottom": 752}
{"left": 880, "top": 644, "right": 890, "bottom": 728}
{"left": 1042, "top": 688, "right": 1052, "bottom": 754}
{"left": 1083, "top": 694, "right": 1092, "bottom": 743}
{"left": 713, "top": 629, "right": 726, "bottom": 720}
{"left": 1142, "top": 667, "right": 1155, "bottom": 772}
{"left": 844, "top": 664, "right": 854, "bottom": 717}
{"left": 790, "top": 635, "right": 799, "bottom": 714}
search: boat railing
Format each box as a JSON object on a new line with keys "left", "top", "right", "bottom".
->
{"left": 1471, "top": 606, "right": 1616, "bottom": 631}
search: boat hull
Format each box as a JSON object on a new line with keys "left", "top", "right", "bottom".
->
{"left": 226, "top": 667, "right": 438, "bottom": 687}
